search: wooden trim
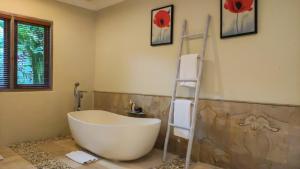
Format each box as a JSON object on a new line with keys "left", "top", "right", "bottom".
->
{"left": 14, "top": 16, "right": 52, "bottom": 27}
{"left": 0, "top": 10, "right": 53, "bottom": 91}
{"left": 9, "top": 17, "right": 14, "bottom": 89}
{"left": 44, "top": 25, "right": 50, "bottom": 89}
{"left": 0, "top": 88, "right": 53, "bottom": 92}
{"left": 49, "top": 23, "right": 53, "bottom": 90}
{"left": 0, "top": 10, "right": 52, "bottom": 26}
{"left": 0, "top": 13, "right": 11, "bottom": 19}
{"left": 14, "top": 20, "right": 52, "bottom": 89}
{"left": 13, "top": 19, "right": 18, "bottom": 89}
{"left": 13, "top": 86, "right": 51, "bottom": 89}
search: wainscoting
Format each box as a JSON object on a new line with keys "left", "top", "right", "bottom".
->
{"left": 94, "top": 91, "right": 300, "bottom": 169}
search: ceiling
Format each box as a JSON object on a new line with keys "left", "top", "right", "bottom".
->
{"left": 56, "top": 0, "right": 124, "bottom": 11}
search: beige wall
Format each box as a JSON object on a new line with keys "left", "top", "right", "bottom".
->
{"left": 0, "top": 0, "right": 95, "bottom": 145}
{"left": 94, "top": 0, "right": 300, "bottom": 105}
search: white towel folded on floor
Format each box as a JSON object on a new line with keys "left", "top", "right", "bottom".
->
{"left": 179, "top": 54, "right": 198, "bottom": 88}
{"left": 66, "top": 151, "right": 98, "bottom": 164}
{"left": 173, "top": 99, "right": 192, "bottom": 139}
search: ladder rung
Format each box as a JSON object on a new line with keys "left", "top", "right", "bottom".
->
{"left": 182, "top": 33, "right": 204, "bottom": 39}
{"left": 176, "top": 79, "right": 197, "bottom": 82}
{"left": 178, "top": 56, "right": 201, "bottom": 60}
{"left": 169, "top": 123, "right": 191, "bottom": 130}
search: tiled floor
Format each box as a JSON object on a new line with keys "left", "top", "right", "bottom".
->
{"left": 0, "top": 138, "right": 221, "bottom": 169}
{"left": 0, "top": 146, "right": 35, "bottom": 169}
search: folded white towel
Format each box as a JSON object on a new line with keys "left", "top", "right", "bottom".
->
{"left": 66, "top": 151, "right": 98, "bottom": 164}
{"left": 179, "top": 54, "right": 198, "bottom": 88}
{"left": 174, "top": 99, "right": 192, "bottom": 139}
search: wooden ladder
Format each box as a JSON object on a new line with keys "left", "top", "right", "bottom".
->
{"left": 162, "top": 15, "right": 211, "bottom": 169}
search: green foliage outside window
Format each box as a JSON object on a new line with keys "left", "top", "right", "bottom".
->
{"left": 17, "top": 23, "right": 45, "bottom": 85}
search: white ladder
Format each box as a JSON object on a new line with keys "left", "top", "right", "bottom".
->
{"left": 162, "top": 15, "right": 211, "bottom": 169}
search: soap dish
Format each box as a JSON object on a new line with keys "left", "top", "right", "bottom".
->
{"left": 128, "top": 111, "right": 145, "bottom": 115}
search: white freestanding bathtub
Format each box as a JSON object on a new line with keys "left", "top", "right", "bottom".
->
{"left": 67, "top": 110, "right": 161, "bottom": 161}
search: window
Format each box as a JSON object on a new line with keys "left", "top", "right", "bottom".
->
{"left": 0, "top": 17, "right": 10, "bottom": 89}
{"left": 0, "top": 13, "right": 52, "bottom": 91}
{"left": 15, "top": 21, "right": 51, "bottom": 88}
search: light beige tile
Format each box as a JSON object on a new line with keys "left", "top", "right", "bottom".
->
{"left": 191, "top": 162, "right": 223, "bottom": 169}
{"left": 0, "top": 147, "right": 35, "bottom": 169}
{"left": 54, "top": 138, "right": 82, "bottom": 152}
{"left": 37, "top": 142, "right": 70, "bottom": 157}
{"left": 0, "top": 146, "right": 16, "bottom": 158}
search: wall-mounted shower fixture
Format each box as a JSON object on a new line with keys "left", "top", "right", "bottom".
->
{"left": 74, "top": 82, "right": 87, "bottom": 111}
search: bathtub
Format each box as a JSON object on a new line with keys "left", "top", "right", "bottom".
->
{"left": 67, "top": 110, "right": 161, "bottom": 161}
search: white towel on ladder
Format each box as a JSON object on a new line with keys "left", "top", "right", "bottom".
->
{"left": 179, "top": 54, "right": 198, "bottom": 88}
{"left": 174, "top": 99, "right": 192, "bottom": 139}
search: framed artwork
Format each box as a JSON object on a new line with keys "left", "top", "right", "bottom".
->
{"left": 221, "top": 0, "right": 257, "bottom": 38}
{"left": 151, "top": 5, "right": 174, "bottom": 46}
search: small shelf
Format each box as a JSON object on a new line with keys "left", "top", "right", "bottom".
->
{"left": 128, "top": 111, "right": 145, "bottom": 115}
{"left": 128, "top": 111, "right": 146, "bottom": 118}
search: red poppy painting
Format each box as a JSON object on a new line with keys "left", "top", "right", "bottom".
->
{"left": 151, "top": 5, "right": 173, "bottom": 46}
{"left": 221, "top": 0, "right": 257, "bottom": 38}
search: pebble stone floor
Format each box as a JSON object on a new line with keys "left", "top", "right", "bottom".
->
{"left": 0, "top": 137, "right": 222, "bottom": 169}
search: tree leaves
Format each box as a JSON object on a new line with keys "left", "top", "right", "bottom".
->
{"left": 17, "top": 23, "right": 45, "bottom": 85}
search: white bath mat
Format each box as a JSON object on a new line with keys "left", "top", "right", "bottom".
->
{"left": 0, "top": 155, "right": 4, "bottom": 160}
{"left": 66, "top": 151, "right": 98, "bottom": 164}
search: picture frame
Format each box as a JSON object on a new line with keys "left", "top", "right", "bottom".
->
{"left": 151, "top": 5, "right": 174, "bottom": 46}
{"left": 220, "top": 0, "right": 257, "bottom": 39}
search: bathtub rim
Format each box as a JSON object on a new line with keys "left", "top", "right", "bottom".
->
{"left": 68, "top": 110, "right": 161, "bottom": 127}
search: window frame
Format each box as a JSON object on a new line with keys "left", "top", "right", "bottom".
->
{"left": 14, "top": 19, "right": 51, "bottom": 89}
{"left": 0, "top": 11, "right": 53, "bottom": 91}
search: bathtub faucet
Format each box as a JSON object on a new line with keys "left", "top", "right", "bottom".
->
{"left": 129, "top": 100, "right": 143, "bottom": 113}
{"left": 74, "top": 82, "right": 87, "bottom": 111}
{"left": 129, "top": 100, "right": 137, "bottom": 112}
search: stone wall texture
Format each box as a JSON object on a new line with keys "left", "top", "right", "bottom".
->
{"left": 94, "top": 91, "right": 300, "bottom": 169}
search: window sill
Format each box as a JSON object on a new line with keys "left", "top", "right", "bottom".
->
{"left": 0, "top": 88, "right": 53, "bottom": 92}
